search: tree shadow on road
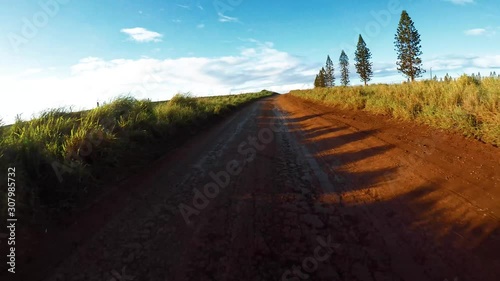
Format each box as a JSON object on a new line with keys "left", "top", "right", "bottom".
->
{"left": 261, "top": 105, "right": 500, "bottom": 281}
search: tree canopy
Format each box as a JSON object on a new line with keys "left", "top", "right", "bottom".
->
{"left": 394, "top": 10, "right": 425, "bottom": 82}
{"left": 354, "top": 35, "right": 373, "bottom": 86}
{"left": 339, "top": 50, "right": 350, "bottom": 86}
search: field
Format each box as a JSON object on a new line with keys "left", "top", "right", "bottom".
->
{"left": 290, "top": 75, "right": 500, "bottom": 146}
{"left": 0, "top": 91, "right": 275, "bottom": 222}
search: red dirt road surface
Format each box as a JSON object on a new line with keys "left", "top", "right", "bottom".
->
{"left": 9, "top": 94, "right": 500, "bottom": 281}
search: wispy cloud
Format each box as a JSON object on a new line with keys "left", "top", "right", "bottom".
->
{"left": 238, "top": 38, "right": 274, "bottom": 48}
{"left": 120, "top": 27, "right": 163, "bottom": 43}
{"left": 465, "top": 27, "right": 496, "bottom": 36}
{"left": 444, "top": 0, "right": 474, "bottom": 4}
{"left": 426, "top": 54, "right": 500, "bottom": 70}
{"left": 218, "top": 12, "right": 239, "bottom": 23}
{"left": 465, "top": 28, "right": 487, "bottom": 36}
{"left": 197, "top": 24, "right": 205, "bottom": 29}
{"left": 197, "top": 4, "right": 204, "bottom": 10}
{"left": 176, "top": 4, "right": 190, "bottom": 9}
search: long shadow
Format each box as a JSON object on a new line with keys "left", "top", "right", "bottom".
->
{"left": 91, "top": 102, "right": 500, "bottom": 280}
{"left": 303, "top": 129, "right": 381, "bottom": 153}
{"left": 228, "top": 179, "right": 500, "bottom": 280}
{"left": 254, "top": 105, "right": 500, "bottom": 280}
{"left": 286, "top": 112, "right": 337, "bottom": 123}
{"left": 314, "top": 144, "right": 395, "bottom": 168}
{"left": 331, "top": 166, "right": 400, "bottom": 193}
{"left": 303, "top": 126, "right": 349, "bottom": 140}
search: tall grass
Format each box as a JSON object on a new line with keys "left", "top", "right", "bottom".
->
{"left": 0, "top": 90, "right": 274, "bottom": 221}
{"left": 290, "top": 75, "right": 499, "bottom": 146}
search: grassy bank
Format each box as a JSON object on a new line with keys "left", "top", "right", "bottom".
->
{"left": 0, "top": 91, "right": 275, "bottom": 222}
{"left": 290, "top": 76, "right": 499, "bottom": 146}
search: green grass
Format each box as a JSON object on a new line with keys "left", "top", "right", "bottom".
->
{"left": 0, "top": 90, "right": 275, "bottom": 221}
{"left": 290, "top": 75, "right": 500, "bottom": 146}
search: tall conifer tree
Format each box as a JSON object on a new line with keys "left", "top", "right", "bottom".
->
{"left": 394, "top": 10, "right": 424, "bottom": 82}
{"left": 354, "top": 35, "right": 373, "bottom": 86}
{"left": 318, "top": 67, "right": 326, "bottom": 87}
{"left": 324, "top": 55, "right": 335, "bottom": 87}
{"left": 339, "top": 50, "right": 350, "bottom": 86}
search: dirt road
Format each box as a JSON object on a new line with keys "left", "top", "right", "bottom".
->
{"left": 10, "top": 94, "right": 500, "bottom": 281}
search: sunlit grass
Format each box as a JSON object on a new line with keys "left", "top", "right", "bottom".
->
{"left": 290, "top": 75, "right": 499, "bottom": 146}
{"left": 0, "top": 90, "right": 274, "bottom": 220}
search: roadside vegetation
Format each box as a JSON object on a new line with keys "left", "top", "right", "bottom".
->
{"left": 305, "top": 9, "right": 498, "bottom": 146}
{"left": 291, "top": 76, "right": 500, "bottom": 146}
{"left": 0, "top": 90, "right": 274, "bottom": 222}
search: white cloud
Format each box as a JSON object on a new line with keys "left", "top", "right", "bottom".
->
{"left": 218, "top": 12, "right": 239, "bottom": 23}
{"left": 197, "top": 24, "right": 205, "bottom": 29}
{"left": 471, "top": 55, "right": 500, "bottom": 68}
{"left": 425, "top": 54, "right": 500, "bottom": 70}
{"left": 22, "top": 68, "right": 43, "bottom": 76}
{"left": 465, "top": 28, "right": 487, "bottom": 36}
{"left": 176, "top": 4, "right": 190, "bottom": 9}
{"left": 120, "top": 27, "right": 163, "bottom": 43}
{"left": 464, "top": 27, "right": 496, "bottom": 37}
{"left": 444, "top": 0, "right": 474, "bottom": 5}
{"left": 0, "top": 42, "right": 315, "bottom": 124}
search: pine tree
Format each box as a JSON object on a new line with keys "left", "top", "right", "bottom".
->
{"left": 324, "top": 55, "right": 335, "bottom": 87}
{"left": 394, "top": 10, "right": 424, "bottom": 82}
{"left": 339, "top": 50, "right": 350, "bottom": 86}
{"left": 314, "top": 74, "right": 320, "bottom": 88}
{"left": 314, "top": 68, "right": 326, "bottom": 88}
{"left": 319, "top": 67, "right": 326, "bottom": 87}
{"left": 354, "top": 35, "right": 373, "bottom": 86}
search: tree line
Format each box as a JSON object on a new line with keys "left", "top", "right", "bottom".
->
{"left": 314, "top": 10, "right": 423, "bottom": 87}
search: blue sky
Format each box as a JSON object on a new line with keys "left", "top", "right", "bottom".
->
{"left": 1, "top": 0, "right": 499, "bottom": 124}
